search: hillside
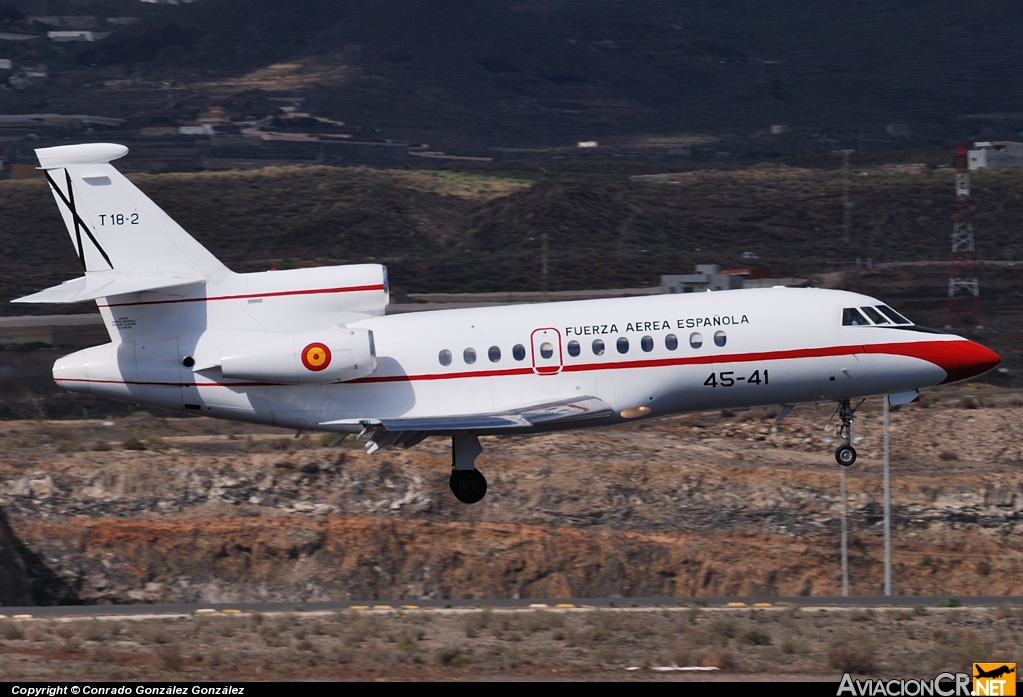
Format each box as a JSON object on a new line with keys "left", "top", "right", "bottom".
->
{"left": 3, "top": 161, "right": 1022, "bottom": 304}
{"left": 2, "top": 1, "right": 1022, "bottom": 150}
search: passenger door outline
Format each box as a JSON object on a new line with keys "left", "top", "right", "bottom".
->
{"left": 530, "top": 327, "right": 563, "bottom": 375}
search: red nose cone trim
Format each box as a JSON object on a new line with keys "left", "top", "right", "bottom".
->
{"left": 897, "top": 339, "right": 1001, "bottom": 384}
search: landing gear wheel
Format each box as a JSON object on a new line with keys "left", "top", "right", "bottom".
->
{"left": 835, "top": 444, "right": 857, "bottom": 467}
{"left": 450, "top": 469, "right": 487, "bottom": 504}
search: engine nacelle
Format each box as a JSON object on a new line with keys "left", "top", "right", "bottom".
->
{"left": 220, "top": 327, "right": 376, "bottom": 384}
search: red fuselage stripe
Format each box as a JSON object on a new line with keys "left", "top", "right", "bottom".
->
{"left": 96, "top": 284, "right": 386, "bottom": 309}
{"left": 54, "top": 339, "right": 957, "bottom": 389}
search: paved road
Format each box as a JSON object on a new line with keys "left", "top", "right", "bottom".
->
{"left": 1, "top": 596, "right": 1019, "bottom": 619}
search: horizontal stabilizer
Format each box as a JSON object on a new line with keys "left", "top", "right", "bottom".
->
{"left": 12, "top": 270, "right": 203, "bottom": 304}
{"left": 322, "top": 396, "right": 612, "bottom": 434}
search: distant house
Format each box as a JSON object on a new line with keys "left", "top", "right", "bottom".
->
{"left": 661, "top": 265, "right": 743, "bottom": 294}
{"left": 47, "top": 31, "right": 97, "bottom": 42}
{"left": 27, "top": 16, "right": 62, "bottom": 27}
{"left": 197, "top": 106, "right": 231, "bottom": 125}
{"left": 179, "top": 125, "right": 215, "bottom": 136}
{"left": 968, "top": 142, "right": 1023, "bottom": 171}
{"left": 0, "top": 59, "right": 11, "bottom": 70}
{"left": 139, "top": 126, "right": 178, "bottom": 136}
{"left": 661, "top": 264, "right": 806, "bottom": 293}
{"left": 7, "top": 163, "right": 42, "bottom": 179}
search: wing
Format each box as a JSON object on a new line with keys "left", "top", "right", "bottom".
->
{"left": 321, "top": 396, "right": 613, "bottom": 453}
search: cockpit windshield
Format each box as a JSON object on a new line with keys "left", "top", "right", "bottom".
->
{"left": 860, "top": 306, "right": 889, "bottom": 324}
{"left": 842, "top": 308, "right": 869, "bottom": 326}
{"left": 842, "top": 305, "right": 914, "bottom": 326}
{"left": 876, "top": 305, "right": 911, "bottom": 324}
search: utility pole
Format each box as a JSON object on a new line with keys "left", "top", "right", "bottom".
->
{"left": 841, "top": 149, "right": 854, "bottom": 245}
{"left": 883, "top": 396, "right": 892, "bottom": 596}
{"left": 540, "top": 230, "right": 549, "bottom": 301}
{"left": 946, "top": 141, "right": 982, "bottom": 328}
{"left": 840, "top": 464, "right": 849, "bottom": 596}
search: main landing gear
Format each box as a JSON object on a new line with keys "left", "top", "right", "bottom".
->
{"left": 832, "top": 398, "right": 859, "bottom": 467}
{"left": 450, "top": 432, "right": 487, "bottom": 504}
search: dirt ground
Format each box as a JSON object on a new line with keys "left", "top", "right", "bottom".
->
{"left": 0, "top": 604, "right": 1020, "bottom": 681}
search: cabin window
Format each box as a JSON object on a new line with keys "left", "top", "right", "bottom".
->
{"left": 860, "top": 306, "right": 889, "bottom": 324}
{"left": 641, "top": 335, "right": 654, "bottom": 352}
{"left": 689, "top": 332, "right": 703, "bottom": 349}
{"left": 617, "top": 337, "right": 629, "bottom": 354}
{"left": 567, "top": 340, "right": 580, "bottom": 357}
{"left": 439, "top": 349, "right": 452, "bottom": 366}
{"left": 714, "top": 330, "right": 727, "bottom": 347}
{"left": 877, "top": 305, "right": 911, "bottom": 324}
{"left": 665, "top": 334, "right": 678, "bottom": 351}
{"left": 463, "top": 347, "right": 477, "bottom": 364}
{"left": 592, "top": 339, "right": 605, "bottom": 356}
{"left": 512, "top": 344, "right": 526, "bottom": 361}
{"left": 539, "top": 342, "right": 554, "bottom": 359}
{"left": 842, "top": 308, "right": 869, "bottom": 326}
{"left": 488, "top": 346, "right": 501, "bottom": 362}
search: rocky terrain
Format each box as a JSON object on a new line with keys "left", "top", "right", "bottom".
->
{"left": 0, "top": 383, "right": 1020, "bottom": 606}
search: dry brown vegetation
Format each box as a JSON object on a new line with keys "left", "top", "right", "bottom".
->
{"left": 0, "top": 605, "right": 1019, "bottom": 681}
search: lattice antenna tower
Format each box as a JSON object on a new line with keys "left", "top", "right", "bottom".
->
{"left": 946, "top": 140, "right": 982, "bottom": 329}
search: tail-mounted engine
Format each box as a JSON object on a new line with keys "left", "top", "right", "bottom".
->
{"left": 220, "top": 327, "right": 376, "bottom": 384}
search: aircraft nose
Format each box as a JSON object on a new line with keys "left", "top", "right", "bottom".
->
{"left": 931, "top": 339, "right": 1001, "bottom": 384}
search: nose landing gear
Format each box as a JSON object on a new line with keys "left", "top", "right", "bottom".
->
{"left": 832, "top": 398, "right": 860, "bottom": 467}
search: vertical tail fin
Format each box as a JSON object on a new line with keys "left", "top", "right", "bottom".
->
{"left": 34, "top": 143, "right": 227, "bottom": 278}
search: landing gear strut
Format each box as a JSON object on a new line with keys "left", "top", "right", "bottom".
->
{"left": 833, "top": 399, "right": 857, "bottom": 467}
{"left": 450, "top": 432, "right": 487, "bottom": 504}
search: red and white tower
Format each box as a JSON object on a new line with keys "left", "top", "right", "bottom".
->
{"left": 946, "top": 140, "right": 982, "bottom": 328}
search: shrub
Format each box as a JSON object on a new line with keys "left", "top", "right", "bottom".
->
{"left": 741, "top": 628, "right": 772, "bottom": 645}
{"left": 2, "top": 623, "right": 24, "bottom": 640}
{"left": 122, "top": 436, "right": 146, "bottom": 451}
{"left": 826, "top": 641, "right": 876, "bottom": 673}
{"left": 435, "top": 646, "right": 472, "bottom": 666}
{"left": 701, "top": 648, "right": 734, "bottom": 669}
{"left": 155, "top": 644, "right": 184, "bottom": 671}
{"left": 525, "top": 610, "right": 565, "bottom": 632}
{"left": 144, "top": 436, "right": 170, "bottom": 451}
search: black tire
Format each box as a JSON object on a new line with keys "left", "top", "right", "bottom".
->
{"left": 835, "top": 444, "right": 857, "bottom": 467}
{"left": 450, "top": 468, "right": 487, "bottom": 504}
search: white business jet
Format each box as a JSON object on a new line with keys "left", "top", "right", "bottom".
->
{"left": 15, "top": 144, "right": 1001, "bottom": 503}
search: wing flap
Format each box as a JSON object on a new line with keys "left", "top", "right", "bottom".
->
{"left": 320, "top": 395, "right": 613, "bottom": 434}
{"left": 13, "top": 271, "right": 203, "bottom": 304}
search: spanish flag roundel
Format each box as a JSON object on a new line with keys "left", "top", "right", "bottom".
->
{"left": 301, "top": 342, "right": 331, "bottom": 372}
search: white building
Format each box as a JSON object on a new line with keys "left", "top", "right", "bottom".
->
{"left": 661, "top": 265, "right": 743, "bottom": 294}
{"left": 968, "top": 142, "right": 1023, "bottom": 171}
{"left": 179, "top": 125, "right": 215, "bottom": 136}
{"left": 47, "top": 31, "right": 95, "bottom": 42}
